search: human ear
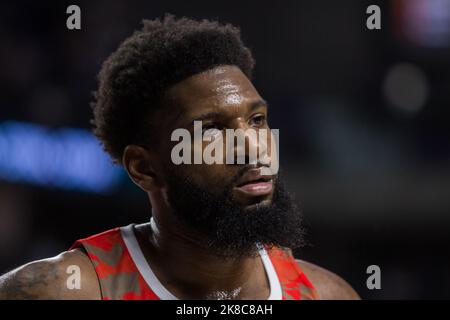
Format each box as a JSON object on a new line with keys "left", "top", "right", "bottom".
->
{"left": 122, "top": 145, "right": 162, "bottom": 192}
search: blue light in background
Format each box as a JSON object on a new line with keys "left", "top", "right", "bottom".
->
{"left": 0, "top": 121, "right": 124, "bottom": 193}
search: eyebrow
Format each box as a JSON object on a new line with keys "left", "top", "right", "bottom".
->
{"left": 192, "top": 99, "right": 269, "bottom": 123}
{"left": 249, "top": 99, "right": 269, "bottom": 112}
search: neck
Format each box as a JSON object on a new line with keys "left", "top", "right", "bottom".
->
{"left": 139, "top": 192, "right": 269, "bottom": 299}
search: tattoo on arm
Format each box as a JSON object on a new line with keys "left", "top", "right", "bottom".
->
{"left": 0, "top": 261, "right": 63, "bottom": 300}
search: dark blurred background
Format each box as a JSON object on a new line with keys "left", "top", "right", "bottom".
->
{"left": 1, "top": 0, "right": 450, "bottom": 299}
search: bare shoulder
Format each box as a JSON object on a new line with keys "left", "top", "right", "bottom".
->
{"left": 0, "top": 249, "right": 100, "bottom": 300}
{"left": 296, "top": 259, "right": 360, "bottom": 300}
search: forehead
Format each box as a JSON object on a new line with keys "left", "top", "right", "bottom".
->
{"left": 163, "top": 65, "right": 263, "bottom": 124}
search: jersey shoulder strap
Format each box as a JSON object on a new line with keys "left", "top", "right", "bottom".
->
{"left": 265, "top": 246, "right": 318, "bottom": 300}
{"left": 70, "top": 227, "right": 159, "bottom": 300}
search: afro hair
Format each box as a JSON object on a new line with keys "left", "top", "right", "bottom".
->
{"left": 91, "top": 14, "right": 255, "bottom": 164}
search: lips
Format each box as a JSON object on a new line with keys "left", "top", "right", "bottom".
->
{"left": 234, "top": 168, "right": 274, "bottom": 197}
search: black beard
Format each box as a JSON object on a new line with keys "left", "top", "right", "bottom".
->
{"left": 163, "top": 169, "right": 306, "bottom": 259}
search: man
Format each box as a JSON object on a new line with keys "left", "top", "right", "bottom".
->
{"left": 0, "top": 15, "right": 359, "bottom": 300}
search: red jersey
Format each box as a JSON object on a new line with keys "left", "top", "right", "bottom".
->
{"left": 71, "top": 224, "right": 318, "bottom": 300}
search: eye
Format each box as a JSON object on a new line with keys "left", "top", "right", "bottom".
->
{"left": 249, "top": 114, "right": 266, "bottom": 127}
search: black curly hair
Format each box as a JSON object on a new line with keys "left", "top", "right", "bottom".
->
{"left": 91, "top": 14, "right": 255, "bottom": 164}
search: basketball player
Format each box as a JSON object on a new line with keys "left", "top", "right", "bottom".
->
{"left": 0, "top": 15, "right": 359, "bottom": 300}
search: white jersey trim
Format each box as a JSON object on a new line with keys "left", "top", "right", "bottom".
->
{"left": 120, "top": 224, "right": 282, "bottom": 300}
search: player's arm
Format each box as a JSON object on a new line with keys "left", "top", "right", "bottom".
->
{"left": 296, "top": 259, "right": 361, "bottom": 300}
{"left": 0, "top": 249, "right": 100, "bottom": 300}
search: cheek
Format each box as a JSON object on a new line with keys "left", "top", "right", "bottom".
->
{"left": 162, "top": 131, "right": 241, "bottom": 190}
{"left": 194, "top": 163, "right": 232, "bottom": 183}
{"left": 178, "top": 163, "right": 236, "bottom": 192}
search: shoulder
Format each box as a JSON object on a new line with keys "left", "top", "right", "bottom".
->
{"left": 295, "top": 259, "right": 360, "bottom": 300}
{"left": 0, "top": 249, "right": 101, "bottom": 300}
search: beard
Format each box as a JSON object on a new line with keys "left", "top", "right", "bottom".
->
{"left": 162, "top": 167, "right": 306, "bottom": 259}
